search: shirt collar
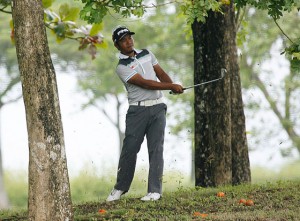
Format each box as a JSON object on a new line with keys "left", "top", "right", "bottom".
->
{"left": 118, "top": 49, "right": 142, "bottom": 59}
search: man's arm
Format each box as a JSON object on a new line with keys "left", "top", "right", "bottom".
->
{"left": 127, "top": 71, "right": 183, "bottom": 94}
{"left": 153, "top": 64, "right": 173, "bottom": 83}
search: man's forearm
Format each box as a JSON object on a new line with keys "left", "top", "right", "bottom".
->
{"left": 154, "top": 64, "right": 173, "bottom": 83}
{"left": 157, "top": 72, "right": 173, "bottom": 83}
{"left": 138, "top": 79, "right": 174, "bottom": 90}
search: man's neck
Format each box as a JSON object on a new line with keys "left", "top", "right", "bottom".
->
{"left": 122, "top": 50, "right": 135, "bottom": 57}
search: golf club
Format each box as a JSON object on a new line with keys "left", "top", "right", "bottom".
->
{"left": 169, "top": 68, "right": 227, "bottom": 94}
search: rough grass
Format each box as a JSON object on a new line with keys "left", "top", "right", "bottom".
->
{"left": 73, "top": 180, "right": 300, "bottom": 221}
{"left": 2, "top": 179, "right": 299, "bottom": 220}
{"left": 4, "top": 161, "right": 300, "bottom": 209}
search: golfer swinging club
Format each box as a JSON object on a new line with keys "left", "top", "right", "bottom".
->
{"left": 106, "top": 26, "right": 184, "bottom": 202}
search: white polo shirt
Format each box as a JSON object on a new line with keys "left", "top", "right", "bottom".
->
{"left": 116, "top": 49, "right": 163, "bottom": 104}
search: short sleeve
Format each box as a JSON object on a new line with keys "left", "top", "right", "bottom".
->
{"left": 148, "top": 50, "right": 158, "bottom": 66}
{"left": 116, "top": 64, "right": 137, "bottom": 83}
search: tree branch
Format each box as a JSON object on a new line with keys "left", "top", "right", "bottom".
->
{"left": 44, "top": 22, "right": 83, "bottom": 42}
{"left": 143, "top": 0, "right": 182, "bottom": 8}
{"left": 254, "top": 73, "right": 300, "bottom": 153}
{"left": 90, "top": 98, "right": 117, "bottom": 128}
{"left": 2, "top": 94, "right": 22, "bottom": 107}
{"left": 103, "top": 0, "right": 181, "bottom": 9}
{"left": 273, "top": 18, "right": 294, "bottom": 44}
{"left": 0, "top": 75, "right": 20, "bottom": 98}
{"left": 0, "top": 7, "right": 12, "bottom": 14}
{"left": 253, "top": 74, "right": 283, "bottom": 122}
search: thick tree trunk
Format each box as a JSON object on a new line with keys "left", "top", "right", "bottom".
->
{"left": 193, "top": 9, "right": 232, "bottom": 187}
{"left": 193, "top": 3, "right": 250, "bottom": 187}
{"left": 12, "top": 1, "right": 73, "bottom": 220}
{"left": 229, "top": 7, "right": 251, "bottom": 185}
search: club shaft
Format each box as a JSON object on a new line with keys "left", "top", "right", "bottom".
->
{"left": 169, "top": 68, "right": 227, "bottom": 95}
{"left": 184, "top": 77, "right": 222, "bottom": 90}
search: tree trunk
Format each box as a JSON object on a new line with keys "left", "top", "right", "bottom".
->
{"left": 193, "top": 3, "right": 250, "bottom": 187}
{"left": 228, "top": 4, "right": 251, "bottom": 185}
{"left": 12, "top": 1, "right": 73, "bottom": 220}
{"left": 193, "top": 9, "right": 232, "bottom": 187}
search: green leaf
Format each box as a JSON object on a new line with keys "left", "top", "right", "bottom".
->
{"left": 0, "top": 0, "right": 11, "bottom": 6}
{"left": 235, "top": 0, "right": 297, "bottom": 20}
{"left": 290, "top": 59, "right": 300, "bottom": 72}
{"left": 96, "top": 40, "right": 108, "bottom": 49}
{"left": 79, "top": 0, "right": 145, "bottom": 23}
{"left": 90, "top": 23, "right": 103, "bottom": 36}
{"left": 9, "top": 19, "right": 13, "bottom": 29}
{"left": 132, "top": 7, "right": 144, "bottom": 17}
{"left": 42, "top": 0, "right": 54, "bottom": 9}
{"left": 292, "top": 52, "right": 300, "bottom": 60}
{"left": 59, "top": 3, "right": 80, "bottom": 21}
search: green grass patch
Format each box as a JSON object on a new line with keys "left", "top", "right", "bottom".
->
{"left": 2, "top": 160, "right": 300, "bottom": 220}
{"left": 70, "top": 167, "right": 192, "bottom": 204}
{"left": 3, "top": 161, "right": 300, "bottom": 210}
{"left": 75, "top": 179, "right": 300, "bottom": 220}
{"left": 251, "top": 161, "right": 300, "bottom": 183}
{"left": 0, "top": 209, "right": 27, "bottom": 221}
{"left": 4, "top": 170, "right": 28, "bottom": 209}
{"left": 2, "top": 179, "right": 299, "bottom": 220}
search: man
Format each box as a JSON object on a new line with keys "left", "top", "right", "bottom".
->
{"left": 106, "top": 26, "right": 184, "bottom": 202}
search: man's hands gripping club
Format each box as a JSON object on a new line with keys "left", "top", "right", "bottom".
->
{"left": 127, "top": 63, "right": 184, "bottom": 94}
{"left": 128, "top": 74, "right": 184, "bottom": 94}
{"left": 170, "top": 83, "right": 184, "bottom": 94}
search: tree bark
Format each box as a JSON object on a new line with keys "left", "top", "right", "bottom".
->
{"left": 193, "top": 9, "right": 232, "bottom": 187}
{"left": 12, "top": 0, "right": 73, "bottom": 220}
{"left": 228, "top": 4, "right": 251, "bottom": 185}
{"left": 193, "top": 3, "right": 251, "bottom": 187}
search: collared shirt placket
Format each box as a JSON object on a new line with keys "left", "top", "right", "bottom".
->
{"left": 134, "top": 56, "right": 146, "bottom": 76}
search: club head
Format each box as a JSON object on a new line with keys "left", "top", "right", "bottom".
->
{"left": 221, "top": 68, "right": 227, "bottom": 78}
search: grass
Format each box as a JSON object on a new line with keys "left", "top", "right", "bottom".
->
{"left": 2, "top": 162, "right": 300, "bottom": 220}
{"left": 1, "top": 179, "right": 300, "bottom": 220}
{"left": 5, "top": 162, "right": 300, "bottom": 209}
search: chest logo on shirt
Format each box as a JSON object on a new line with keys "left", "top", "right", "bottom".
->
{"left": 129, "top": 62, "right": 138, "bottom": 69}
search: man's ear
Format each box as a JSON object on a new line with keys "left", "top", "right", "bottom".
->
{"left": 114, "top": 42, "right": 120, "bottom": 50}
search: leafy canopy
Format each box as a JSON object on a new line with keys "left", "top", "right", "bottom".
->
{"left": 236, "top": 0, "right": 300, "bottom": 69}
{"left": 78, "top": 0, "right": 144, "bottom": 24}
{"left": 78, "top": 0, "right": 225, "bottom": 24}
{"left": 236, "top": 0, "right": 297, "bottom": 20}
{"left": 77, "top": 0, "right": 300, "bottom": 65}
{"left": 0, "top": 0, "right": 105, "bottom": 59}
{"left": 2, "top": 0, "right": 299, "bottom": 62}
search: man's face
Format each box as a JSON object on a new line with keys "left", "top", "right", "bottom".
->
{"left": 116, "top": 34, "right": 134, "bottom": 55}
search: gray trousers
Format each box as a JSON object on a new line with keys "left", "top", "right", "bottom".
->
{"left": 114, "top": 103, "right": 167, "bottom": 194}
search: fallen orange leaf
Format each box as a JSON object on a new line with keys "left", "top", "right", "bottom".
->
{"left": 98, "top": 209, "right": 107, "bottom": 214}
{"left": 193, "top": 212, "right": 201, "bottom": 216}
{"left": 239, "top": 198, "right": 247, "bottom": 204}
{"left": 200, "top": 213, "right": 208, "bottom": 218}
{"left": 193, "top": 212, "right": 208, "bottom": 218}
{"left": 245, "top": 199, "right": 254, "bottom": 206}
{"left": 217, "top": 192, "right": 225, "bottom": 197}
